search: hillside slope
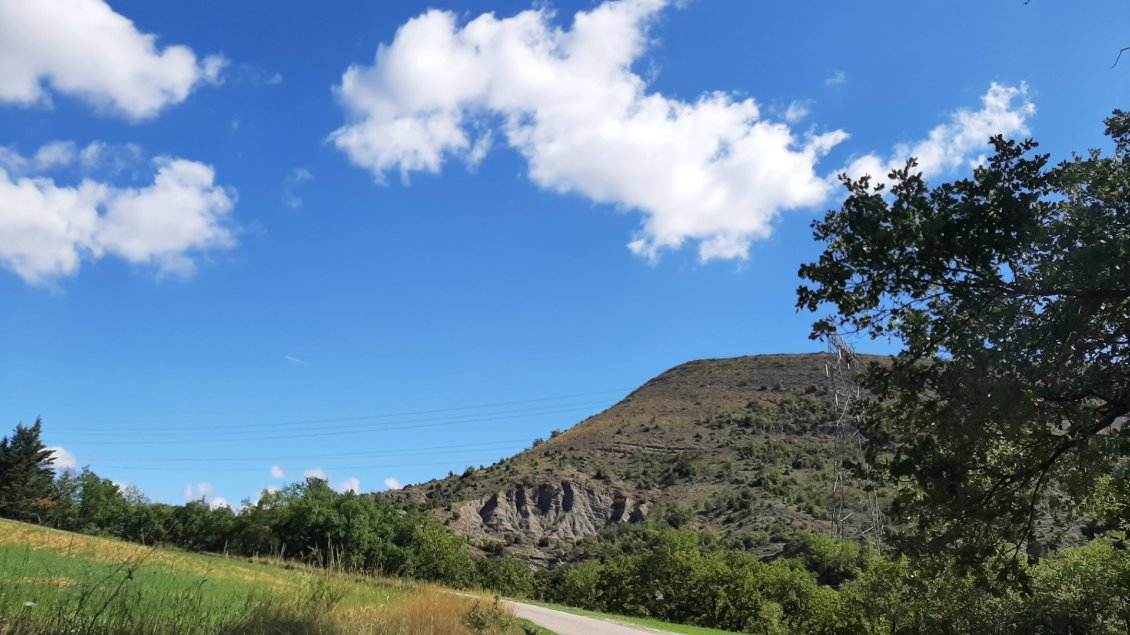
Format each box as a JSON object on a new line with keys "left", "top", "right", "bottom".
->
{"left": 0, "top": 518, "right": 514, "bottom": 634}
{"left": 387, "top": 353, "right": 888, "bottom": 565}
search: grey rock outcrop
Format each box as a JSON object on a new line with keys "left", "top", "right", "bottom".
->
{"left": 450, "top": 479, "right": 644, "bottom": 543}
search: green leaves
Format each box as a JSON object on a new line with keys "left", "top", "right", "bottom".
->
{"left": 798, "top": 111, "right": 1130, "bottom": 570}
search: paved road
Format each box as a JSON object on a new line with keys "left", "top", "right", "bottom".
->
{"left": 506, "top": 601, "right": 670, "bottom": 635}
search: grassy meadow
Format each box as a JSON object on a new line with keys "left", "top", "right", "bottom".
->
{"left": 0, "top": 518, "right": 526, "bottom": 635}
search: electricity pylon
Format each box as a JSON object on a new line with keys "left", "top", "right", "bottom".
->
{"left": 825, "top": 333, "right": 883, "bottom": 554}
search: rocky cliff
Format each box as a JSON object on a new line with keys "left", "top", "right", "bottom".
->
{"left": 448, "top": 478, "right": 646, "bottom": 543}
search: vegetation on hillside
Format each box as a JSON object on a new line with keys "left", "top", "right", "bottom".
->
{"left": 395, "top": 355, "right": 887, "bottom": 562}
{"left": 534, "top": 523, "right": 1130, "bottom": 634}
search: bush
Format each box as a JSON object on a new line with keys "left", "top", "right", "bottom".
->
{"left": 476, "top": 556, "right": 535, "bottom": 598}
{"left": 782, "top": 531, "right": 863, "bottom": 586}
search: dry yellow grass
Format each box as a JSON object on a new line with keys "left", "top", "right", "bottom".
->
{"left": 0, "top": 521, "right": 142, "bottom": 557}
{"left": 0, "top": 518, "right": 519, "bottom": 635}
{"left": 0, "top": 521, "right": 294, "bottom": 590}
{"left": 332, "top": 585, "right": 509, "bottom": 634}
{"left": 0, "top": 576, "right": 77, "bottom": 587}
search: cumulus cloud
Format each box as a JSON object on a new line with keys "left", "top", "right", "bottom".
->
{"left": 825, "top": 71, "right": 847, "bottom": 87}
{"left": 303, "top": 467, "right": 328, "bottom": 481}
{"left": 330, "top": 0, "right": 846, "bottom": 262}
{"left": 46, "top": 445, "right": 77, "bottom": 470}
{"left": 335, "top": 477, "right": 361, "bottom": 494}
{"left": 270, "top": 464, "right": 284, "bottom": 479}
{"left": 384, "top": 477, "right": 402, "bottom": 490}
{"left": 0, "top": 143, "right": 236, "bottom": 285}
{"left": 843, "top": 82, "right": 1035, "bottom": 184}
{"left": 785, "top": 84, "right": 1036, "bottom": 206}
{"left": 0, "top": 142, "right": 77, "bottom": 175}
{"left": 0, "top": 0, "right": 224, "bottom": 120}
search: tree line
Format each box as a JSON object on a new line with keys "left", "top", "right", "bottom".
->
{"left": 0, "top": 418, "right": 528, "bottom": 594}
{"left": 5, "top": 415, "right": 1129, "bottom": 635}
{"left": 533, "top": 524, "right": 1130, "bottom": 634}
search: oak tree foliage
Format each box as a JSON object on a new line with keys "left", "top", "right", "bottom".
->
{"left": 797, "top": 111, "right": 1130, "bottom": 569}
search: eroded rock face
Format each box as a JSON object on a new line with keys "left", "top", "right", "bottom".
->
{"left": 452, "top": 480, "right": 644, "bottom": 542}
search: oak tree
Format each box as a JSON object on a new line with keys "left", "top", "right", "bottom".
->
{"left": 797, "top": 112, "right": 1130, "bottom": 569}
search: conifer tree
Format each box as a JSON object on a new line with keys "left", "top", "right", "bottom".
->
{"left": 0, "top": 418, "right": 57, "bottom": 522}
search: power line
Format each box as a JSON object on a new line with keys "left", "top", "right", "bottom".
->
{"left": 50, "top": 388, "right": 629, "bottom": 435}
{"left": 85, "top": 439, "right": 531, "bottom": 463}
{"left": 58, "top": 401, "right": 609, "bottom": 445}
{"left": 45, "top": 386, "right": 626, "bottom": 485}
{"left": 102, "top": 456, "right": 519, "bottom": 474}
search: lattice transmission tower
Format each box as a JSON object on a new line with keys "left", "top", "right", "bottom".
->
{"left": 825, "top": 333, "right": 884, "bottom": 554}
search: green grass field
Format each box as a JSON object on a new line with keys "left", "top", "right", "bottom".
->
{"left": 0, "top": 518, "right": 520, "bottom": 634}
{"left": 520, "top": 599, "right": 740, "bottom": 635}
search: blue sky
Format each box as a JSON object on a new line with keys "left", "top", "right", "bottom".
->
{"left": 0, "top": 0, "right": 1126, "bottom": 507}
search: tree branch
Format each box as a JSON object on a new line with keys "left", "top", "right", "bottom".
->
{"left": 1115, "top": 47, "right": 1130, "bottom": 69}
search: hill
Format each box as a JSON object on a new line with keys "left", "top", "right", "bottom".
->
{"left": 387, "top": 353, "right": 888, "bottom": 565}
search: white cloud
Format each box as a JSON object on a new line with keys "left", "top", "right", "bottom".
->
{"left": 843, "top": 82, "right": 1035, "bottom": 184}
{"left": 303, "top": 467, "right": 328, "bottom": 481}
{"left": 0, "top": 142, "right": 77, "bottom": 175}
{"left": 335, "top": 477, "right": 361, "bottom": 494}
{"left": 200, "top": 55, "right": 227, "bottom": 85}
{"left": 330, "top": 0, "right": 846, "bottom": 262}
{"left": 95, "top": 159, "right": 236, "bottom": 277}
{"left": 270, "top": 464, "right": 284, "bottom": 479}
{"left": 384, "top": 477, "right": 402, "bottom": 490}
{"left": 182, "top": 483, "right": 232, "bottom": 509}
{"left": 825, "top": 70, "right": 847, "bottom": 87}
{"left": 33, "top": 142, "right": 77, "bottom": 169}
{"left": 0, "top": 0, "right": 224, "bottom": 120}
{"left": 0, "top": 143, "right": 236, "bottom": 285}
{"left": 184, "top": 481, "right": 214, "bottom": 501}
{"left": 784, "top": 100, "right": 812, "bottom": 124}
{"left": 225, "top": 63, "right": 283, "bottom": 87}
{"left": 282, "top": 167, "right": 314, "bottom": 210}
{"left": 78, "top": 141, "right": 143, "bottom": 176}
{"left": 46, "top": 445, "right": 77, "bottom": 470}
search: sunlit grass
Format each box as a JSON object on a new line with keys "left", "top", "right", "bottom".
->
{"left": 0, "top": 518, "right": 519, "bottom": 634}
